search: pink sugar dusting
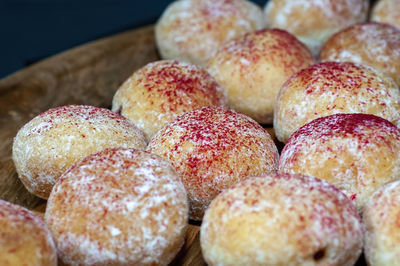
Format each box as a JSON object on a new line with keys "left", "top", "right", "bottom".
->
{"left": 147, "top": 106, "right": 279, "bottom": 219}
{"left": 201, "top": 172, "right": 363, "bottom": 265}
{"left": 135, "top": 60, "right": 226, "bottom": 112}
{"left": 217, "top": 28, "right": 314, "bottom": 74}
{"left": 286, "top": 113, "right": 400, "bottom": 147}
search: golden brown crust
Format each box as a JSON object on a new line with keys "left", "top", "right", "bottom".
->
{"left": 12, "top": 105, "right": 146, "bottom": 199}
{"left": 155, "top": 0, "right": 265, "bottom": 66}
{"left": 207, "top": 29, "right": 314, "bottom": 124}
{"left": 200, "top": 173, "right": 363, "bottom": 265}
{"left": 319, "top": 22, "right": 400, "bottom": 85}
{"left": 279, "top": 113, "right": 400, "bottom": 213}
{"left": 274, "top": 62, "right": 400, "bottom": 143}
{"left": 45, "top": 148, "right": 188, "bottom": 265}
{"left": 264, "top": 0, "right": 369, "bottom": 55}
{"left": 147, "top": 106, "right": 279, "bottom": 220}
{"left": 0, "top": 200, "right": 57, "bottom": 266}
{"left": 112, "top": 60, "right": 227, "bottom": 141}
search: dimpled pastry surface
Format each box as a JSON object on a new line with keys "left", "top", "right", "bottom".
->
{"left": 200, "top": 173, "right": 363, "bottom": 266}
{"left": 279, "top": 113, "right": 400, "bottom": 213}
{"left": 45, "top": 148, "right": 188, "bottom": 266}
{"left": 112, "top": 60, "right": 227, "bottom": 141}
{"left": 264, "top": 0, "right": 369, "bottom": 55}
{"left": 320, "top": 22, "right": 400, "bottom": 86}
{"left": 0, "top": 200, "right": 57, "bottom": 266}
{"left": 207, "top": 29, "right": 314, "bottom": 124}
{"left": 274, "top": 61, "right": 400, "bottom": 143}
{"left": 155, "top": 0, "right": 265, "bottom": 66}
{"left": 364, "top": 180, "right": 400, "bottom": 266}
{"left": 147, "top": 106, "right": 279, "bottom": 220}
{"left": 12, "top": 105, "right": 146, "bottom": 199}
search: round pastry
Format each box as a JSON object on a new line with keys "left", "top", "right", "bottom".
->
{"left": 12, "top": 105, "right": 146, "bottom": 199}
{"left": 279, "top": 113, "right": 400, "bottom": 213}
{"left": 146, "top": 106, "right": 279, "bottom": 220}
{"left": 364, "top": 180, "right": 400, "bottom": 266}
{"left": 112, "top": 60, "right": 227, "bottom": 141}
{"left": 200, "top": 173, "right": 363, "bottom": 266}
{"left": 274, "top": 61, "right": 400, "bottom": 143}
{"left": 319, "top": 22, "right": 400, "bottom": 85}
{"left": 45, "top": 148, "right": 188, "bottom": 265}
{"left": 371, "top": 0, "right": 400, "bottom": 29}
{"left": 207, "top": 29, "right": 314, "bottom": 124}
{"left": 155, "top": 0, "right": 265, "bottom": 67}
{"left": 264, "top": 0, "right": 369, "bottom": 55}
{"left": 0, "top": 199, "right": 57, "bottom": 266}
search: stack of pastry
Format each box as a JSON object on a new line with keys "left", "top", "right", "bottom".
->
{"left": 6, "top": 0, "right": 400, "bottom": 265}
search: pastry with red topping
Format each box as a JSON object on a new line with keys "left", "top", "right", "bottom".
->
{"left": 364, "top": 180, "right": 400, "bottom": 266}
{"left": 147, "top": 106, "right": 279, "bottom": 220}
{"left": 112, "top": 60, "right": 227, "bottom": 141}
{"left": 264, "top": 0, "right": 369, "bottom": 55}
{"left": 45, "top": 148, "right": 188, "bottom": 265}
{"left": 155, "top": 0, "right": 265, "bottom": 66}
{"left": 274, "top": 62, "right": 400, "bottom": 143}
{"left": 12, "top": 105, "right": 146, "bottom": 199}
{"left": 207, "top": 29, "right": 314, "bottom": 124}
{"left": 0, "top": 199, "right": 57, "bottom": 266}
{"left": 200, "top": 173, "right": 363, "bottom": 265}
{"left": 279, "top": 113, "right": 400, "bottom": 212}
{"left": 319, "top": 22, "right": 400, "bottom": 86}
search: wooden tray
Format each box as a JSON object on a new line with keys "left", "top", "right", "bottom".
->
{"left": 0, "top": 25, "right": 366, "bottom": 265}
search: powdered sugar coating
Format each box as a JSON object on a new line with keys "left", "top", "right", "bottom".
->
{"left": 207, "top": 29, "right": 314, "bottom": 124}
{"left": 112, "top": 60, "right": 227, "bottom": 141}
{"left": 45, "top": 148, "right": 188, "bottom": 265}
{"left": 200, "top": 173, "right": 363, "bottom": 265}
{"left": 364, "top": 180, "right": 400, "bottom": 265}
{"left": 147, "top": 106, "right": 279, "bottom": 220}
{"left": 264, "top": 0, "right": 369, "bottom": 55}
{"left": 372, "top": 0, "right": 400, "bottom": 29}
{"left": 274, "top": 61, "right": 400, "bottom": 143}
{"left": 0, "top": 200, "right": 57, "bottom": 266}
{"left": 12, "top": 105, "right": 146, "bottom": 199}
{"left": 320, "top": 22, "right": 400, "bottom": 85}
{"left": 279, "top": 113, "right": 400, "bottom": 212}
{"left": 155, "top": 0, "right": 265, "bottom": 66}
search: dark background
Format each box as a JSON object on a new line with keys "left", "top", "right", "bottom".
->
{"left": 0, "top": 0, "right": 267, "bottom": 79}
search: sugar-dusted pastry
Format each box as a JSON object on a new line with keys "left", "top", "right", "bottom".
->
{"left": 207, "top": 29, "right": 314, "bottom": 124}
{"left": 320, "top": 22, "right": 400, "bottom": 85}
{"left": 12, "top": 105, "right": 146, "bottom": 199}
{"left": 264, "top": 0, "right": 369, "bottom": 55}
{"left": 364, "top": 180, "right": 400, "bottom": 266}
{"left": 371, "top": 0, "right": 400, "bottom": 29}
{"left": 274, "top": 62, "right": 400, "bottom": 143}
{"left": 45, "top": 148, "right": 188, "bottom": 265}
{"left": 147, "top": 106, "right": 279, "bottom": 220}
{"left": 0, "top": 199, "right": 57, "bottom": 266}
{"left": 155, "top": 0, "right": 265, "bottom": 66}
{"left": 112, "top": 60, "right": 227, "bottom": 141}
{"left": 279, "top": 113, "right": 400, "bottom": 212}
{"left": 201, "top": 173, "right": 363, "bottom": 265}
